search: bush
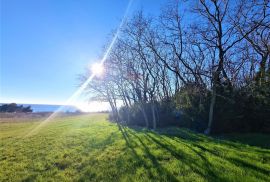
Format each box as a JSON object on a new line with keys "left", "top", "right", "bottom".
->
{"left": 212, "top": 82, "right": 270, "bottom": 133}
{"left": 112, "top": 82, "right": 270, "bottom": 134}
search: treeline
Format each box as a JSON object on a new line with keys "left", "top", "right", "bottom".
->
{"left": 0, "top": 103, "right": 33, "bottom": 113}
{"left": 83, "top": 0, "right": 270, "bottom": 134}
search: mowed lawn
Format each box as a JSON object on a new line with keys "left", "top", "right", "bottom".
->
{"left": 0, "top": 114, "right": 269, "bottom": 182}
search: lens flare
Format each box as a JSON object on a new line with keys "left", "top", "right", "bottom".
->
{"left": 91, "top": 63, "right": 104, "bottom": 76}
{"left": 24, "top": 0, "right": 134, "bottom": 137}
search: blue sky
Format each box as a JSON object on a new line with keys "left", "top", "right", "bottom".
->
{"left": 0, "top": 0, "right": 164, "bottom": 105}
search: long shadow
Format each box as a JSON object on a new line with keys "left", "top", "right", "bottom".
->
{"left": 214, "top": 134, "right": 270, "bottom": 149}
{"left": 158, "top": 135, "right": 223, "bottom": 180}
{"left": 118, "top": 124, "right": 179, "bottom": 181}
{"left": 143, "top": 131, "right": 228, "bottom": 181}
{"left": 117, "top": 124, "right": 156, "bottom": 179}
{"left": 128, "top": 128, "right": 232, "bottom": 181}
{"left": 117, "top": 124, "right": 130, "bottom": 146}
{"left": 124, "top": 126, "right": 270, "bottom": 181}
{"left": 157, "top": 129, "right": 270, "bottom": 180}
{"left": 118, "top": 124, "right": 140, "bottom": 157}
{"left": 192, "top": 142, "right": 270, "bottom": 179}
{"left": 170, "top": 136, "right": 270, "bottom": 180}
{"left": 152, "top": 127, "right": 270, "bottom": 155}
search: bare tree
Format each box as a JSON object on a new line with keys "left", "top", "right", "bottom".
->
{"left": 191, "top": 0, "right": 267, "bottom": 134}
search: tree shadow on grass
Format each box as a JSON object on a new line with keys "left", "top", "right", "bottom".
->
{"left": 120, "top": 125, "right": 270, "bottom": 181}
{"left": 143, "top": 131, "right": 227, "bottom": 182}
{"left": 173, "top": 137, "right": 270, "bottom": 178}
{"left": 214, "top": 134, "right": 270, "bottom": 149}
{"left": 153, "top": 127, "right": 270, "bottom": 153}
{"left": 118, "top": 124, "right": 179, "bottom": 181}
{"left": 119, "top": 125, "right": 230, "bottom": 181}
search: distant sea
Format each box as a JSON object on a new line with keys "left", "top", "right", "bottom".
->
{"left": 0, "top": 103, "right": 79, "bottom": 113}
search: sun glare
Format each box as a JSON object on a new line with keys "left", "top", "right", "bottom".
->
{"left": 91, "top": 63, "right": 104, "bottom": 76}
{"left": 75, "top": 101, "right": 110, "bottom": 112}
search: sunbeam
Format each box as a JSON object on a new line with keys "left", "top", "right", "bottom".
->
{"left": 24, "top": 0, "right": 134, "bottom": 137}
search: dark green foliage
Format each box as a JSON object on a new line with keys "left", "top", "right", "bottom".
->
{"left": 115, "top": 83, "right": 210, "bottom": 131}
{"left": 115, "top": 81, "right": 270, "bottom": 134}
{"left": 212, "top": 82, "right": 270, "bottom": 133}
{"left": 0, "top": 103, "right": 32, "bottom": 113}
{"left": 172, "top": 84, "right": 210, "bottom": 132}
{"left": 117, "top": 103, "right": 162, "bottom": 127}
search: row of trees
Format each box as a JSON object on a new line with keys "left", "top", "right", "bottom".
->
{"left": 83, "top": 0, "right": 270, "bottom": 134}
{"left": 0, "top": 103, "right": 33, "bottom": 113}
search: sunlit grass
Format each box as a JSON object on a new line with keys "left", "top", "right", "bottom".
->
{"left": 0, "top": 114, "right": 269, "bottom": 181}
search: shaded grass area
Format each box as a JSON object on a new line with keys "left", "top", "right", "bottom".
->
{"left": 0, "top": 114, "right": 269, "bottom": 182}
{"left": 217, "top": 133, "right": 270, "bottom": 149}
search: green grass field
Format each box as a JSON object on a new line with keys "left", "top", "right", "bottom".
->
{"left": 0, "top": 114, "right": 270, "bottom": 182}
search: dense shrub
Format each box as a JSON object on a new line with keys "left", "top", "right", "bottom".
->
{"left": 112, "top": 81, "right": 270, "bottom": 134}
{"left": 212, "top": 83, "right": 270, "bottom": 133}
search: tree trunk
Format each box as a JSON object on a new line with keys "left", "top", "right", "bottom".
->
{"left": 205, "top": 62, "right": 221, "bottom": 135}
{"left": 151, "top": 103, "right": 157, "bottom": 130}
{"left": 205, "top": 84, "right": 216, "bottom": 135}
{"left": 257, "top": 55, "right": 267, "bottom": 86}
{"left": 140, "top": 104, "right": 149, "bottom": 128}
{"left": 109, "top": 100, "right": 119, "bottom": 122}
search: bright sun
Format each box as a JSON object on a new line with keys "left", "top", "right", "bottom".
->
{"left": 91, "top": 63, "right": 104, "bottom": 76}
